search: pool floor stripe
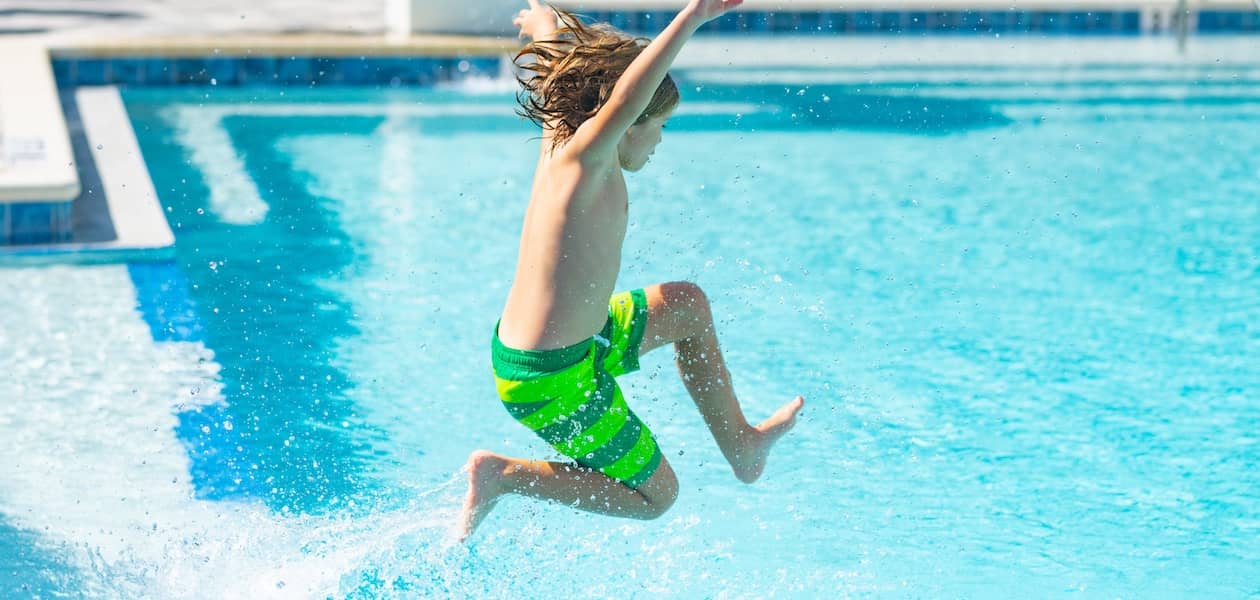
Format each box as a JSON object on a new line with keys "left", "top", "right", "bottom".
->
{"left": 127, "top": 261, "right": 206, "bottom": 343}
{"left": 126, "top": 260, "right": 266, "bottom": 500}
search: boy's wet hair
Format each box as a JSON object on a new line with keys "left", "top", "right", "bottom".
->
{"left": 515, "top": 9, "right": 680, "bottom": 150}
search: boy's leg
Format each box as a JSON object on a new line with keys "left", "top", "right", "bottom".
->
{"left": 459, "top": 450, "right": 678, "bottom": 541}
{"left": 639, "top": 281, "right": 803, "bottom": 483}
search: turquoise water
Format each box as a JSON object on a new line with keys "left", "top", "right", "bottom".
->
{"left": 4, "top": 62, "right": 1259, "bottom": 597}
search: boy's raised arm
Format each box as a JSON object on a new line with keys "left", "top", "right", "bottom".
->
{"left": 569, "top": 0, "right": 742, "bottom": 158}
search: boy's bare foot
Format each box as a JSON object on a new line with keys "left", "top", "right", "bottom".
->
{"left": 458, "top": 450, "right": 509, "bottom": 542}
{"left": 731, "top": 396, "right": 804, "bottom": 484}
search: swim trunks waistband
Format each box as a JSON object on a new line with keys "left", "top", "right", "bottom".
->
{"left": 492, "top": 322, "right": 599, "bottom": 381}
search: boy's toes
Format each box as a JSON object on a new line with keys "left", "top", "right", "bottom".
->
{"left": 759, "top": 396, "right": 803, "bottom": 436}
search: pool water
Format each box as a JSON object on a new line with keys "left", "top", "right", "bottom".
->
{"left": 2, "top": 60, "right": 1259, "bottom": 597}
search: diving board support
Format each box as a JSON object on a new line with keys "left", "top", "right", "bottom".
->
{"left": 77, "top": 86, "right": 175, "bottom": 253}
{"left": 0, "top": 42, "right": 80, "bottom": 245}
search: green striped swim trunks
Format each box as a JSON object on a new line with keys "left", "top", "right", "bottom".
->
{"left": 491, "top": 289, "right": 662, "bottom": 489}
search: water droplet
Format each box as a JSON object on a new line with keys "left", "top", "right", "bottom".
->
{"left": 95, "top": 144, "right": 103, "bottom": 150}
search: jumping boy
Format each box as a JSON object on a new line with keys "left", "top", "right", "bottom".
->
{"left": 459, "top": 0, "right": 803, "bottom": 540}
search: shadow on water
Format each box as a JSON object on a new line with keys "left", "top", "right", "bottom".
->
{"left": 679, "top": 81, "right": 1013, "bottom": 133}
{"left": 135, "top": 110, "right": 389, "bottom": 514}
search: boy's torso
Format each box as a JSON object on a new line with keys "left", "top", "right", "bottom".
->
{"left": 499, "top": 151, "right": 629, "bottom": 352}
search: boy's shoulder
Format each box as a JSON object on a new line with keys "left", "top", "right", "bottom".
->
{"left": 541, "top": 133, "right": 620, "bottom": 173}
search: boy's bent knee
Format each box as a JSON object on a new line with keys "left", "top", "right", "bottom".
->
{"left": 662, "top": 281, "right": 713, "bottom": 331}
{"left": 635, "top": 489, "right": 676, "bottom": 520}
{"left": 643, "top": 485, "right": 677, "bottom": 519}
{"left": 634, "top": 460, "right": 679, "bottom": 519}
{"left": 664, "top": 280, "right": 709, "bottom": 309}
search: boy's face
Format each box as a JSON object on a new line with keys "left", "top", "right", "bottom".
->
{"left": 618, "top": 112, "right": 671, "bottom": 172}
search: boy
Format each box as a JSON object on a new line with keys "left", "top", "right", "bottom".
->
{"left": 459, "top": 0, "right": 803, "bottom": 541}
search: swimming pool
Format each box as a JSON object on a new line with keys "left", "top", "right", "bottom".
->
{"left": 2, "top": 50, "right": 1258, "bottom": 597}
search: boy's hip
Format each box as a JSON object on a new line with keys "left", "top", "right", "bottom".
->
{"left": 490, "top": 288, "right": 649, "bottom": 384}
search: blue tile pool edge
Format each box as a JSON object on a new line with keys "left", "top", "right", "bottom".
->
{"left": 52, "top": 55, "right": 504, "bottom": 87}
{"left": 610, "top": 8, "right": 1254, "bottom": 34}
{"left": 0, "top": 202, "right": 74, "bottom": 246}
{"left": 602, "top": 9, "right": 1150, "bottom": 34}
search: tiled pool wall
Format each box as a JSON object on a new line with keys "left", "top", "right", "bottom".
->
{"left": 609, "top": 9, "right": 1142, "bottom": 34}
{"left": 0, "top": 202, "right": 74, "bottom": 245}
{"left": 1196, "top": 9, "right": 1260, "bottom": 31}
{"left": 50, "top": 55, "right": 503, "bottom": 87}
{"left": 592, "top": 8, "right": 1258, "bottom": 34}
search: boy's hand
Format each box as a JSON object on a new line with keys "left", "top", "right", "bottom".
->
{"left": 513, "top": 0, "right": 560, "bottom": 40}
{"left": 683, "top": 0, "right": 744, "bottom": 24}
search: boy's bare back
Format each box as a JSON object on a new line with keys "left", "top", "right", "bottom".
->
{"left": 497, "top": 143, "right": 632, "bottom": 351}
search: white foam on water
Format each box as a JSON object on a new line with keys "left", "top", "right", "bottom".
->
{"left": 0, "top": 265, "right": 465, "bottom": 598}
{"left": 436, "top": 53, "right": 520, "bottom": 95}
{"left": 80, "top": 498, "right": 464, "bottom": 599}
{"left": 438, "top": 74, "right": 520, "bottom": 95}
